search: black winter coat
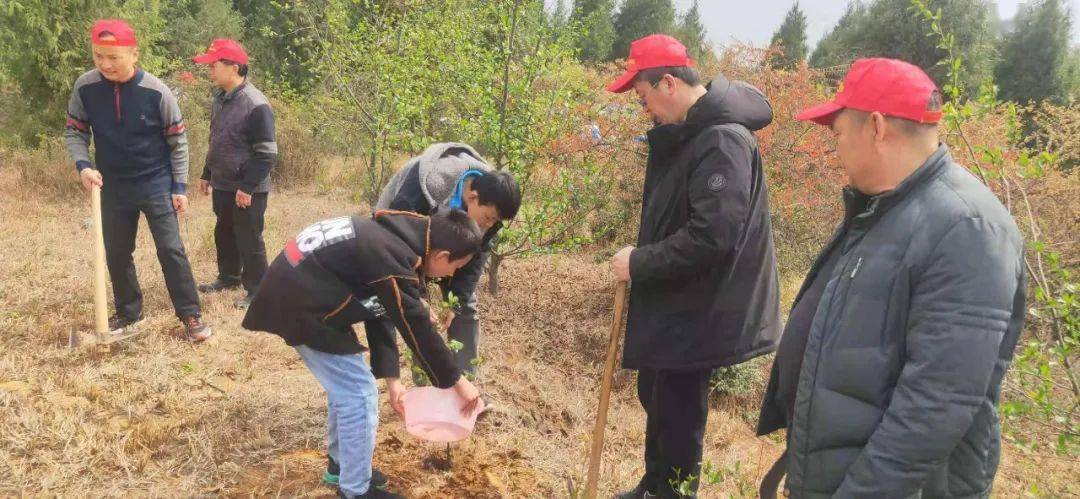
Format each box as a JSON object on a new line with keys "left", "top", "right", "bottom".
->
{"left": 624, "top": 75, "right": 781, "bottom": 370}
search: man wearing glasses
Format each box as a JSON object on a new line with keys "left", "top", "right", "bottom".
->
{"left": 607, "top": 34, "right": 781, "bottom": 498}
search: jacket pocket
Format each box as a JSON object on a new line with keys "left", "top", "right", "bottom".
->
{"left": 207, "top": 149, "right": 245, "bottom": 181}
{"left": 823, "top": 346, "right": 896, "bottom": 409}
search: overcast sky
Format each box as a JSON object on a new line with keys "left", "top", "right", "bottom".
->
{"left": 670, "top": 0, "right": 1080, "bottom": 49}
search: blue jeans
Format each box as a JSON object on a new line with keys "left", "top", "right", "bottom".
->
{"left": 295, "top": 345, "right": 379, "bottom": 497}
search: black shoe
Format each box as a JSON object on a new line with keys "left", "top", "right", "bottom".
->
{"left": 107, "top": 314, "right": 143, "bottom": 332}
{"left": 198, "top": 278, "right": 240, "bottom": 293}
{"left": 326, "top": 456, "right": 389, "bottom": 490}
{"left": 234, "top": 294, "right": 253, "bottom": 310}
{"left": 615, "top": 479, "right": 656, "bottom": 499}
{"left": 337, "top": 487, "right": 402, "bottom": 499}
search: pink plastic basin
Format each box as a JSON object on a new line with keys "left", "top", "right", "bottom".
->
{"left": 401, "top": 386, "right": 482, "bottom": 442}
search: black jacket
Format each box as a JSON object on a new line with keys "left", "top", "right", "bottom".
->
{"left": 241, "top": 211, "right": 461, "bottom": 389}
{"left": 757, "top": 147, "right": 1026, "bottom": 498}
{"left": 624, "top": 75, "right": 781, "bottom": 370}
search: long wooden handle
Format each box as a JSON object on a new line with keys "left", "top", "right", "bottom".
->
{"left": 584, "top": 281, "right": 628, "bottom": 498}
{"left": 92, "top": 185, "right": 108, "bottom": 336}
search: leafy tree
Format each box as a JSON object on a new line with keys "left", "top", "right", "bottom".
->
{"left": 0, "top": 0, "right": 169, "bottom": 145}
{"left": 995, "top": 0, "right": 1073, "bottom": 104}
{"left": 809, "top": 0, "right": 998, "bottom": 93}
{"left": 159, "top": 0, "right": 244, "bottom": 74}
{"left": 232, "top": 0, "right": 327, "bottom": 95}
{"left": 310, "top": 0, "right": 605, "bottom": 293}
{"left": 676, "top": 0, "right": 711, "bottom": 64}
{"left": 1065, "top": 47, "right": 1080, "bottom": 102}
{"left": 610, "top": 0, "right": 676, "bottom": 59}
{"left": 550, "top": 0, "right": 570, "bottom": 30}
{"left": 769, "top": 2, "right": 809, "bottom": 70}
{"left": 570, "top": 0, "right": 616, "bottom": 62}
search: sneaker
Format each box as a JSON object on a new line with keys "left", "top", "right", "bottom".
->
{"left": 107, "top": 314, "right": 143, "bottom": 332}
{"left": 182, "top": 316, "right": 212, "bottom": 343}
{"left": 337, "top": 487, "right": 402, "bottom": 499}
{"left": 234, "top": 293, "right": 254, "bottom": 310}
{"left": 325, "top": 457, "right": 388, "bottom": 489}
{"left": 197, "top": 278, "right": 240, "bottom": 293}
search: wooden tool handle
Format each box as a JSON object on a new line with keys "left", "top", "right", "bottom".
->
{"left": 92, "top": 185, "right": 108, "bottom": 335}
{"left": 584, "top": 281, "right": 628, "bottom": 498}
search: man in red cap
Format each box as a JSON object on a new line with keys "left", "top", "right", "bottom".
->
{"left": 64, "top": 19, "right": 211, "bottom": 341}
{"left": 755, "top": 58, "right": 1025, "bottom": 498}
{"left": 192, "top": 39, "right": 277, "bottom": 309}
{"left": 607, "top": 34, "right": 781, "bottom": 498}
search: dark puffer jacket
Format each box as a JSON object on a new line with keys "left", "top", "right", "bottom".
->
{"left": 758, "top": 146, "right": 1026, "bottom": 498}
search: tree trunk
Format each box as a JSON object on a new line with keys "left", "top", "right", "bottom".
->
{"left": 487, "top": 253, "right": 503, "bottom": 296}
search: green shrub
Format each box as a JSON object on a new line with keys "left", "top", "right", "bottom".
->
{"left": 710, "top": 356, "right": 769, "bottom": 399}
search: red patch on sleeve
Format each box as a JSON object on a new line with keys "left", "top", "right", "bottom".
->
{"left": 284, "top": 239, "right": 304, "bottom": 266}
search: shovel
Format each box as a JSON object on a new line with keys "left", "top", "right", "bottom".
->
{"left": 584, "top": 281, "right": 628, "bottom": 498}
{"left": 68, "top": 185, "right": 143, "bottom": 348}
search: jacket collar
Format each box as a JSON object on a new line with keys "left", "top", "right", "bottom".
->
{"left": 217, "top": 79, "right": 248, "bottom": 101}
{"left": 845, "top": 144, "right": 951, "bottom": 224}
{"left": 646, "top": 76, "right": 730, "bottom": 149}
{"left": 646, "top": 74, "right": 774, "bottom": 153}
{"left": 102, "top": 67, "right": 144, "bottom": 87}
{"left": 681, "top": 74, "right": 731, "bottom": 138}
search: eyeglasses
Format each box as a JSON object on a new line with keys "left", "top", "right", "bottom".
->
{"left": 637, "top": 79, "right": 663, "bottom": 108}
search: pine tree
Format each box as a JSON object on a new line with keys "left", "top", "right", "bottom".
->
{"left": 611, "top": 0, "right": 676, "bottom": 60}
{"left": 571, "top": 0, "right": 617, "bottom": 62}
{"left": 809, "top": 1, "right": 865, "bottom": 69}
{"left": 677, "top": 0, "right": 711, "bottom": 64}
{"left": 1065, "top": 47, "right": 1080, "bottom": 101}
{"left": 768, "top": 2, "right": 809, "bottom": 70}
{"left": 995, "top": 0, "right": 1073, "bottom": 104}
{"left": 808, "top": 0, "right": 998, "bottom": 93}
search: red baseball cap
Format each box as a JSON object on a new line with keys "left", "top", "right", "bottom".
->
{"left": 91, "top": 19, "right": 137, "bottom": 47}
{"left": 192, "top": 38, "right": 250, "bottom": 65}
{"left": 796, "top": 58, "right": 943, "bottom": 126}
{"left": 607, "top": 34, "right": 695, "bottom": 93}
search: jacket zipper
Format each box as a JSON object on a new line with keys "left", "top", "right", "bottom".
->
{"left": 114, "top": 84, "right": 121, "bottom": 122}
{"left": 796, "top": 247, "right": 861, "bottom": 495}
{"left": 850, "top": 257, "right": 863, "bottom": 278}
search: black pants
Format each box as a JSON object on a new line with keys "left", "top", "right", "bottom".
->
{"left": 637, "top": 368, "right": 712, "bottom": 497}
{"left": 102, "top": 192, "right": 201, "bottom": 320}
{"left": 437, "top": 279, "right": 480, "bottom": 377}
{"left": 211, "top": 189, "right": 268, "bottom": 293}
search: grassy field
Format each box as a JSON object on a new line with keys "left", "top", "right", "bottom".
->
{"left": 0, "top": 173, "right": 1076, "bottom": 497}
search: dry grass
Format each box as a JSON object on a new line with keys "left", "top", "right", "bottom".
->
{"left": 0, "top": 166, "right": 1076, "bottom": 497}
